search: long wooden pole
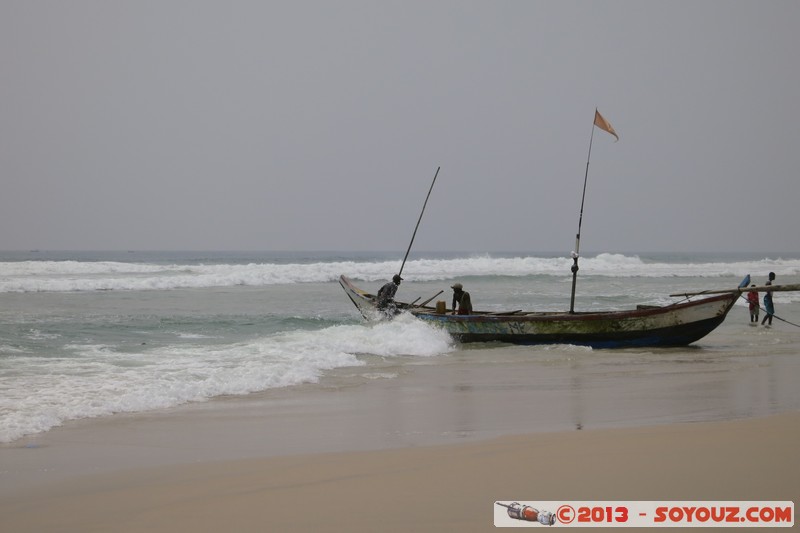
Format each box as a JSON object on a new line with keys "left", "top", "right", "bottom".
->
{"left": 569, "top": 116, "right": 596, "bottom": 313}
{"left": 398, "top": 166, "right": 440, "bottom": 277}
{"left": 669, "top": 283, "right": 800, "bottom": 297}
{"left": 413, "top": 289, "right": 444, "bottom": 309}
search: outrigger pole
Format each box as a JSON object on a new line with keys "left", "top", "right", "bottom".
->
{"left": 398, "top": 166, "right": 441, "bottom": 278}
{"left": 670, "top": 283, "right": 800, "bottom": 297}
{"left": 570, "top": 109, "right": 618, "bottom": 314}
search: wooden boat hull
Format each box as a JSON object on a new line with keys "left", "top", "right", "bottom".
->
{"left": 339, "top": 275, "right": 737, "bottom": 348}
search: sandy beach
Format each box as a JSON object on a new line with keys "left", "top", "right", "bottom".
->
{"left": 2, "top": 355, "right": 798, "bottom": 532}
{"left": 1, "top": 414, "right": 797, "bottom": 532}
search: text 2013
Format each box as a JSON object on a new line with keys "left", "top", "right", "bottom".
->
{"left": 557, "top": 505, "right": 629, "bottom": 524}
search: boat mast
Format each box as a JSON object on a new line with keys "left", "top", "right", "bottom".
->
{"left": 570, "top": 109, "right": 618, "bottom": 314}
{"left": 398, "top": 166, "right": 441, "bottom": 278}
{"left": 569, "top": 121, "right": 595, "bottom": 314}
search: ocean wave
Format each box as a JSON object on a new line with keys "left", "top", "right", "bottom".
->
{"left": 0, "top": 314, "right": 452, "bottom": 443}
{"left": 1, "top": 254, "right": 799, "bottom": 293}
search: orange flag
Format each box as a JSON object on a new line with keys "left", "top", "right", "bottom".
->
{"left": 594, "top": 109, "right": 619, "bottom": 141}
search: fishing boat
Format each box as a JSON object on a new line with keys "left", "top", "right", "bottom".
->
{"left": 339, "top": 112, "right": 795, "bottom": 348}
{"left": 339, "top": 274, "right": 739, "bottom": 348}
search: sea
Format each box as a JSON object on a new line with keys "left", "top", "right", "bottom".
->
{"left": 2, "top": 250, "right": 800, "bottom": 444}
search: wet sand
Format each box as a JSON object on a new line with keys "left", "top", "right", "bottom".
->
{"left": 1, "top": 357, "right": 798, "bottom": 532}
{"left": 2, "top": 413, "right": 797, "bottom": 532}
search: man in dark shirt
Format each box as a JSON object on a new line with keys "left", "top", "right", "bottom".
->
{"left": 377, "top": 274, "right": 402, "bottom": 311}
{"left": 761, "top": 272, "right": 776, "bottom": 326}
{"left": 451, "top": 282, "right": 472, "bottom": 315}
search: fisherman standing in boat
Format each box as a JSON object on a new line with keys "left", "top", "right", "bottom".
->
{"left": 451, "top": 283, "right": 473, "bottom": 315}
{"left": 377, "top": 274, "right": 402, "bottom": 312}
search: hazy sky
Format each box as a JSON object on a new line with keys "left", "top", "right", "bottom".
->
{"left": 2, "top": 1, "right": 798, "bottom": 253}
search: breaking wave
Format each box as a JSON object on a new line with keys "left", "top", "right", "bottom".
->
{"left": 1, "top": 253, "right": 799, "bottom": 293}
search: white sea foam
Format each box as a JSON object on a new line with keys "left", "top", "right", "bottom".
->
{"left": 1, "top": 254, "right": 799, "bottom": 293}
{"left": 0, "top": 315, "right": 452, "bottom": 443}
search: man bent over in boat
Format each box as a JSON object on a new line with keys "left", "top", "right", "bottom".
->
{"left": 451, "top": 283, "right": 473, "bottom": 315}
{"left": 377, "top": 274, "right": 402, "bottom": 313}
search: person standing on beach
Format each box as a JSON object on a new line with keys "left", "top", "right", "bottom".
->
{"left": 761, "top": 272, "right": 776, "bottom": 326}
{"left": 747, "top": 285, "right": 760, "bottom": 323}
{"left": 450, "top": 283, "right": 472, "bottom": 315}
{"left": 377, "top": 274, "right": 402, "bottom": 312}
